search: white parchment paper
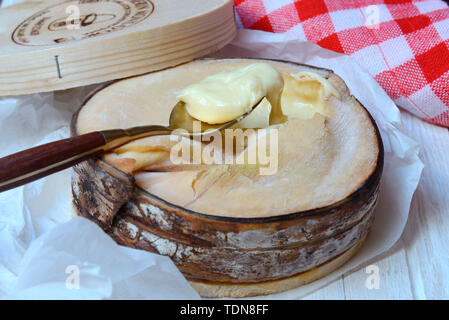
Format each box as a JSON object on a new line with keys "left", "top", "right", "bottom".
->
{"left": 0, "top": 26, "right": 423, "bottom": 299}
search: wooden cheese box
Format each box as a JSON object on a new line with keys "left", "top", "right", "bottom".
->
{"left": 0, "top": 0, "right": 236, "bottom": 95}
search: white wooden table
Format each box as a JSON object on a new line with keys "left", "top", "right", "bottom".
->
{"left": 302, "top": 111, "right": 449, "bottom": 299}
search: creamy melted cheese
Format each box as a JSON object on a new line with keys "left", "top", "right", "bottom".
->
{"left": 281, "top": 71, "right": 340, "bottom": 119}
{"left": 177, "top": 63, "right": 339, "bottom": 130}
{"left": 177, "top": 63, "right": 285, "bottom": 125}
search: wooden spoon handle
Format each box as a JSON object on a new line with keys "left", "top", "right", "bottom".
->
{"left": 0, "top": 132, "right": 106, "bottom": 192}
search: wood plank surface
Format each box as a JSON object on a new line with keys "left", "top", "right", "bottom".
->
{"left": 400, "top": 111, "right": 449, "bottom": 299}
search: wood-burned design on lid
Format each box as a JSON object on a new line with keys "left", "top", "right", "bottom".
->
{"left": 12, "top": 0, "right": 155, "bottom": 46}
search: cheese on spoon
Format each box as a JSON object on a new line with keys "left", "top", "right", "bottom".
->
{"left": 177, "top": 63, "right": 285, "bottom": 125}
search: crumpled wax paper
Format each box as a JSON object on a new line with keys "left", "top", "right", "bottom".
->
{"left": 0, "top": 27, "right": 423, "bottom": 299}
{"left": 0, "top": 86, "right": 200, "bottom": 300}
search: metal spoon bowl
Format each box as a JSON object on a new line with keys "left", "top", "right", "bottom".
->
{"left": 169, "top": 97, "right": 264, "bottom": 135}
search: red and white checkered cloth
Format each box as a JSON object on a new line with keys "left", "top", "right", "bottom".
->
{"left": 234, "top": 0, "right": 449, "bottom": 127}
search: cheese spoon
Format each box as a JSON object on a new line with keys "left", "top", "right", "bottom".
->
{"left": 0, "top": 98, "right": 264, "bottom": 192}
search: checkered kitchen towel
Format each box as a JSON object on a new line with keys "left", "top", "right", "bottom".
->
{"left": 234, "top": 0, "right": 449, "bottom": 127}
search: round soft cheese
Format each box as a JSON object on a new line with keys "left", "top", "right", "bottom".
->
{"left": 76, "top": 59, "right": 379, "bottom": 218}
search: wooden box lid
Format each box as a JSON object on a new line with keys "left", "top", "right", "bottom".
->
{"left": 0, "top": 0, "right": 236, "bottom": 96}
